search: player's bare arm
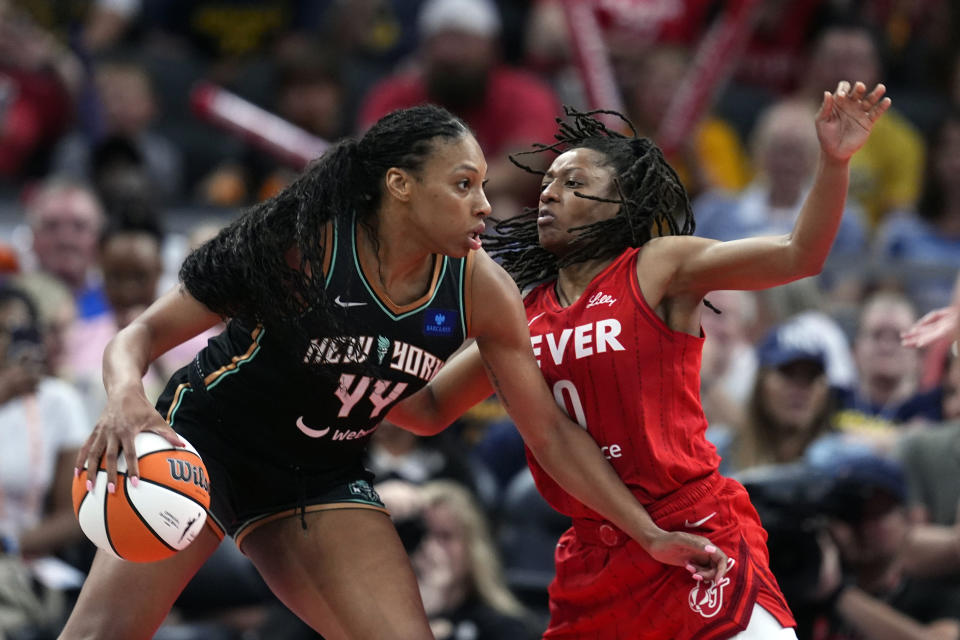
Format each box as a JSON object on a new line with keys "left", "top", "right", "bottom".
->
{"left": 640, "top": 81, "right": 890, "bottom": 311}
{"left": 464, "top": 250, "right": 730, "bottom": 580}
{"left": 385, "top": 338, "right": 489, "bottom": 436}
{"left": 76, "top": 286, "right": 222, "bottom": 489}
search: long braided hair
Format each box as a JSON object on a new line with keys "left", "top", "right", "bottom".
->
{"left": 180, "top": 105, "right": 471, "bottom": 335}
{"left": 485, "top": 107, "right": 695, "bottom": 291}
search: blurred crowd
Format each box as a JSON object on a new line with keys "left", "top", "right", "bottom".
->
{"left": 0, "top": 0, "right": 958, "bottom": 639}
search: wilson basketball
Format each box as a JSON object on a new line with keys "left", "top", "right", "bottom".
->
{"left": 72, "top": 432, "right": 211, "bottom": 562}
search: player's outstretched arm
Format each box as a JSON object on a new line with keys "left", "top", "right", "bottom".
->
{"left": 647, "top": 81, "right": 890, "bottom": 300}
{"left": 466, "top": 252, "right": 729, "bottom": 581}
{"left": 75, "top": 286, "right": 221, "bottom": 491}
{"left": 386, "top": 341, "right": 491, "bottom": 436}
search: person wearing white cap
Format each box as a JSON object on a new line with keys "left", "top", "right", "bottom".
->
{"left": 359, "top": 0, "right": 561, "bottom": 216}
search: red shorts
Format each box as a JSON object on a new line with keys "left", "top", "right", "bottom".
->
{"left": 544, "top": 473, "right": 795, "bottom": 640}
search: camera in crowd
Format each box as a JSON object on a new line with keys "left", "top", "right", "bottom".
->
{"left": 737, "top": 454, "right": 908, "bottom": 608}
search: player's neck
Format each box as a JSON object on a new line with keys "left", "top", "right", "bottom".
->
{"left": 356, "top": 219, "right": 435, "bottom": 304}
{"left": 555, "top": 257, "right": 615, "bottom": 307}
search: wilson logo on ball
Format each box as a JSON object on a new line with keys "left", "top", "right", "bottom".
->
{"left": 167, "top": 458, "right": 210, "bottom": 492}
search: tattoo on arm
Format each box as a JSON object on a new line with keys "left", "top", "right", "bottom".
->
{"left": 480, "top": 353, "right": 510, "bottom": 409}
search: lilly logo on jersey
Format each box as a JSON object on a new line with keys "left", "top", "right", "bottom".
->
{"left": 167, "top": 459, "right": 210, "bottom": 492}
{"left": 585, "top": 291, "right": 617, "bottom": 308}
{"left": 423, "top": 309, "right": 456, "bottom": 337}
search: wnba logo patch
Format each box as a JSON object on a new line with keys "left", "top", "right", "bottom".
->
{"left": 423, "top": 309, "right": 455, "bottom": 337}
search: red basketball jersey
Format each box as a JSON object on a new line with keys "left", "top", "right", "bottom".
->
{"left": 524, "top": 247, "right": 722, "bottom": 518}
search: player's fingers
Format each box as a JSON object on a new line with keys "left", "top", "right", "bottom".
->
{"left": 817, "top": 91, "right": 833, "bottom": 120}
{"left": 83, "top": 436, "right": 105, "bottom": 491}
{"left": 105, "top": 437, "right": 121, "bottom": 493}
{"left": 151, "top": 425, "right": 186, "bottom": 449}
{"left": 75, "top": 437, "right": 94, "bottom": 475}
{"left": 864, "top": 83, "right": 886, "bottom": 107}
{"left": 850, "top": 80, "right": 867, "bottom": 101}
{"left": 835, "top": 80, "right": 850, "bottom": 98}
{"left": 869, "top": 97, "right": 892, "bottom": 121}
{"left": 120, "top": 433, "right": 139, "bottom": 485}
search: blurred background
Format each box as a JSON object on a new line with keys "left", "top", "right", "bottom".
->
{"left": 0, "top": 0, "right": 959, "bottom": 638}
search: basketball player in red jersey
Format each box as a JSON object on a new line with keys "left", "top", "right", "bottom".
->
{"left": 389, "top": 80, "right": 890, "bottom": 638}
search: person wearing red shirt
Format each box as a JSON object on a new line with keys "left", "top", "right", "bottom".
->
{"left": 358, "top": 0, "right": 560, "bottom": 216}
{"left": 389, "top": 80, "right": 890, "bottom": 638}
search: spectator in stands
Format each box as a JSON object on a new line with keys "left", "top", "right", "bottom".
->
{"left": 700, "top": 289, "right": 759, "bottom": 441}
{"left": 11, "top": 271, "right": 76, "bottom": 380}
{"left": 11, "top": 0, "right": 143, "bottom": 55}
{"left": 366, "top": 420, "right": 487, "bottom": 500}
{"left": 359, "top": 0, "right": 560, "bottom": 216}
{"left": 0, "top": 0, "right": 78, "bottom": 181}
{"left": 622, "top": 45, "right": 752, "bottom": 198}
{"left": 812, "top": 454, "right": 960, "bottom": 640}
{"left": 896, "top": 348, "right": 960, "bottom": 528}
{"left": 380, "top": 479, "right": 537, "bottom": 640}
{"left": 24, "top": 178, "right": 107, "bottom": 320}
{"left": 65, "top": 215, "right": 216, "bottom": 422}
{"left": 721, "top": 319, "right": 839, "bottom": 473}
{"left": 52, "top": 61, "right": 183, "bottom": 204}
{"left": 0, "top": 283, "right": 91, "bottom": 639}
{"left": 875, "top": 110, "right": 960, "bottom": 313}
{"left": 834, "top": 292, "right": 941, "bottom": 435}
{"left": 200, "top": 45, "right": 347, "bottom": 206}
{"left": 798, "top": 20, "right": 925, "bottom": 229}
{"left": 695, "top": 99, "right": 867, "bottom": 259}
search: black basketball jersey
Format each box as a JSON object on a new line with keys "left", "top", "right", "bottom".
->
{"left": 185, "top": 214, "right": 473, "bottom": 470}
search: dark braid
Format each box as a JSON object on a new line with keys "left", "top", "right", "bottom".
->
{"left": 179, "top": 105, "right": 470, "bottom": 334}
{"left": 485, "top": 106, "right": 695, "bottom": 292}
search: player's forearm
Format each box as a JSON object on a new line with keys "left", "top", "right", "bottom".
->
{"left": 837, "top": 586, "right": 959, "bottom": 640}
{"left": 525, "top": 420, "right": 663, "bottom": 548}
{"left": 787, "top": 153, "right": 850, "bottom": 276}
{"left": 102, "top": 323, "right": 154, "bottom": 396}
{"left": 386, "top": 388, "right": 449, "bottom": 436}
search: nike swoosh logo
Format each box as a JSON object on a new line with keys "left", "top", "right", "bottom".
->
{"left": 683, "top": 512, "right": 717, "bottom": 528}
{"left": 334, "top": 295, "right": 367, "bottom": 308}
{"left": 528, "top": 312, "right": 546, "bottom": 326}
{"left": 296, "top": 416, "right": 331, "bottom": 438}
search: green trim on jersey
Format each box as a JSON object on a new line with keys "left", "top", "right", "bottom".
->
{"left": 168, "top": 386, "right": 193, "bottom": 426}
{"left": 324, "top": 217, "right": 338, "bottom": 288}
{"left": 457, "top": 257, "right": 468, "bottom": 337}
{"left": 350, "top": 215, "right": 449, "bottom": 321}
{"left": 206, "top": 328, "right": 266, "bottom": 390}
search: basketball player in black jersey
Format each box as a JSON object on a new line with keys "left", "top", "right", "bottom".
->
{"left": 60, "top": 105, "right": 727, "bottom": 640}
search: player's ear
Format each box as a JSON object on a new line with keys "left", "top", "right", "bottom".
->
{"left": 385, "top": 168, "right": 413, "bottom": 203}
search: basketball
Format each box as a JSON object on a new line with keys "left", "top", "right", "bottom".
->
{"left": 72, "top": 432, "right": 211, "bottom": 563}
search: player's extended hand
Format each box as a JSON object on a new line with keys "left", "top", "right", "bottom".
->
{"left": 815, "top": 81, "right": 891, "bottom": 162}
{"left": 645, "top": 530, "right": 730, "bottom": 583}
{"left": 75, "top": 386, "right": 185, "bottom": 493}
{"left": 901, "top": 305, "right": 959, "bottom": 350}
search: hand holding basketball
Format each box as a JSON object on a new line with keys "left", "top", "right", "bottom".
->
{"left": 72, "top": 432, "right": 211, "bottom": 562}
{"left": 76, "top": 385, "right": 185, "bottom": 491}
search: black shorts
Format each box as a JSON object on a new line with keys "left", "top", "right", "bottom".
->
{"left": 155, "top": 369, "right": 387, "bottom": 548}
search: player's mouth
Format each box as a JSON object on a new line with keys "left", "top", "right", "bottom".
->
{"left": 537, "top": 208, "right": 556, "bottom": 226}
{"left": 468, "top": 224, "right": 485, "bottom": 250}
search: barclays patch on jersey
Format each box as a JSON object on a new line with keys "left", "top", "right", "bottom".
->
{"left": 423, "top": 309, "right": 456, "bottom": 337}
